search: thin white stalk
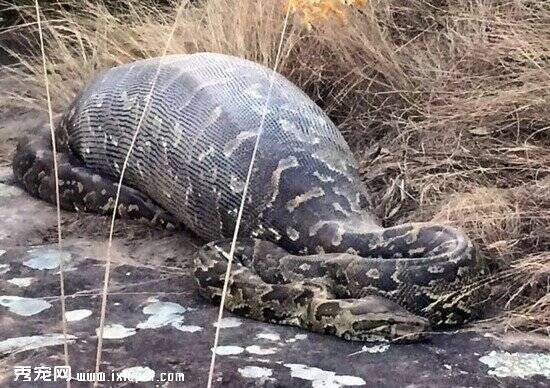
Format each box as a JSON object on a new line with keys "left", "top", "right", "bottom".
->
{"left": 34, "top": 3, "right": 71, "bottom": 387}
{"left": 93, "top": 2, "right": 189, "bottom": 385}
{"left": 206, "top": 6, "right": 292, "bottom": 388}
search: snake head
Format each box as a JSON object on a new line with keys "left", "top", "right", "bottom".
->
{"left": 309, "top": 296, "right": 430, "bottom": 343}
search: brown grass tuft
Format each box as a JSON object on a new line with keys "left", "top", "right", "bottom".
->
{"left": 1, "top": 0, "right": 549, "bottom": 333}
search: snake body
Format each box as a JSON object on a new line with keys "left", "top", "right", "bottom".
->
{"left": 12, "top": 53, "right": 487, "bottom": 341}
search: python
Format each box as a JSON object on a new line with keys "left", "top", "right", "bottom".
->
{"left": 13, "top": 53, "right": 487, "bottom": 342}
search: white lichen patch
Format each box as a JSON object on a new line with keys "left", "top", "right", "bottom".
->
{"left": 0, "top": 263, "right": 10, "bottom": 275}
{"left": 479, "top": 351, "right": 550, "bottom": 379}
{"left": 245, "top": 345, "right": 278, "bottom": 355}
{"left": 212, "top": 346, "right": 244, "bottom": 355}
{"left": 23, "top": 247, "right": 72, "bottom": 270}
{"left": 0, "top": 295, "right": 51, "bottom": 316}
{"left": 285, "top": 334, "right": 308, "bottom": 343}
{"left": 212, "top": 317, "right": 242, "bottom": 328}
{"left": 348, "top": 344, "right": 390, "bottom": 356}
{"left": 238, "top": 366, "right": 273, "bottom": 379}
{"left": 97, "top": 324, "right": 136, "bottom": 339}
{"left": 256, "top": 333, "right": 281, "bottom": 342}
{"left": 137, "top": 301, "right": 189, "bottom": 329}
{"left": 65, "top": 309, "right": 93, "bottom": 322}
{"left": 118, "top": 366, "right": 155, "bottom": 382}
{"left": 0, "top": 334, "right": 77, "bottom": 355}
{"left": 284, "top": 364, "right": 367, "bottom": 388}
{"left": 7, "top": 277, "right": 33, "bottom": 287}
{"left": 172, "top": 323, "right": 203, "bottom": 333}
{"left": 284, "top": 364, "right": 366, "bottom": 387}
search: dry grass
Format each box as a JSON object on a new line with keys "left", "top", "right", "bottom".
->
{"left": 0, "top": 0, "right": 549, "bottom": 334}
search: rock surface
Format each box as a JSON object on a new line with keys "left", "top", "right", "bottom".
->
{"left": 0, "top": 116, "right": 549, "bottom": 387}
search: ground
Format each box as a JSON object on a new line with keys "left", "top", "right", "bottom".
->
{"left": 0, "top": 111, "right": 549, "bottom": 387}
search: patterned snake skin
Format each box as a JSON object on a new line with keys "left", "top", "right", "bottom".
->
{"left": 12, "top": 53, "right": 487, "bottom": 342}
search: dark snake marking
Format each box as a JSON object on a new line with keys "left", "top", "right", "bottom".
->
{"left": 12, "top": 53, "right": 488, "bottom": 342}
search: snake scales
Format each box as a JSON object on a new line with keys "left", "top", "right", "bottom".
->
{"left": 12, "top": 53, "right": 487, "bottom": 342}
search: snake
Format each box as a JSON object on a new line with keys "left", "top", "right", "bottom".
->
{"left": 12, "top": 53, "right": 488, "bottom": 342}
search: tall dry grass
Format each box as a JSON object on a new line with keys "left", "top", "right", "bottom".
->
{"left": 0, "top": 0, "right": 549, "bottom": 333}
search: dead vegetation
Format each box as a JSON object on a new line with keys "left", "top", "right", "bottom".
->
{"left": 0, "top": 0, "right": 548, "bottom": 334}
